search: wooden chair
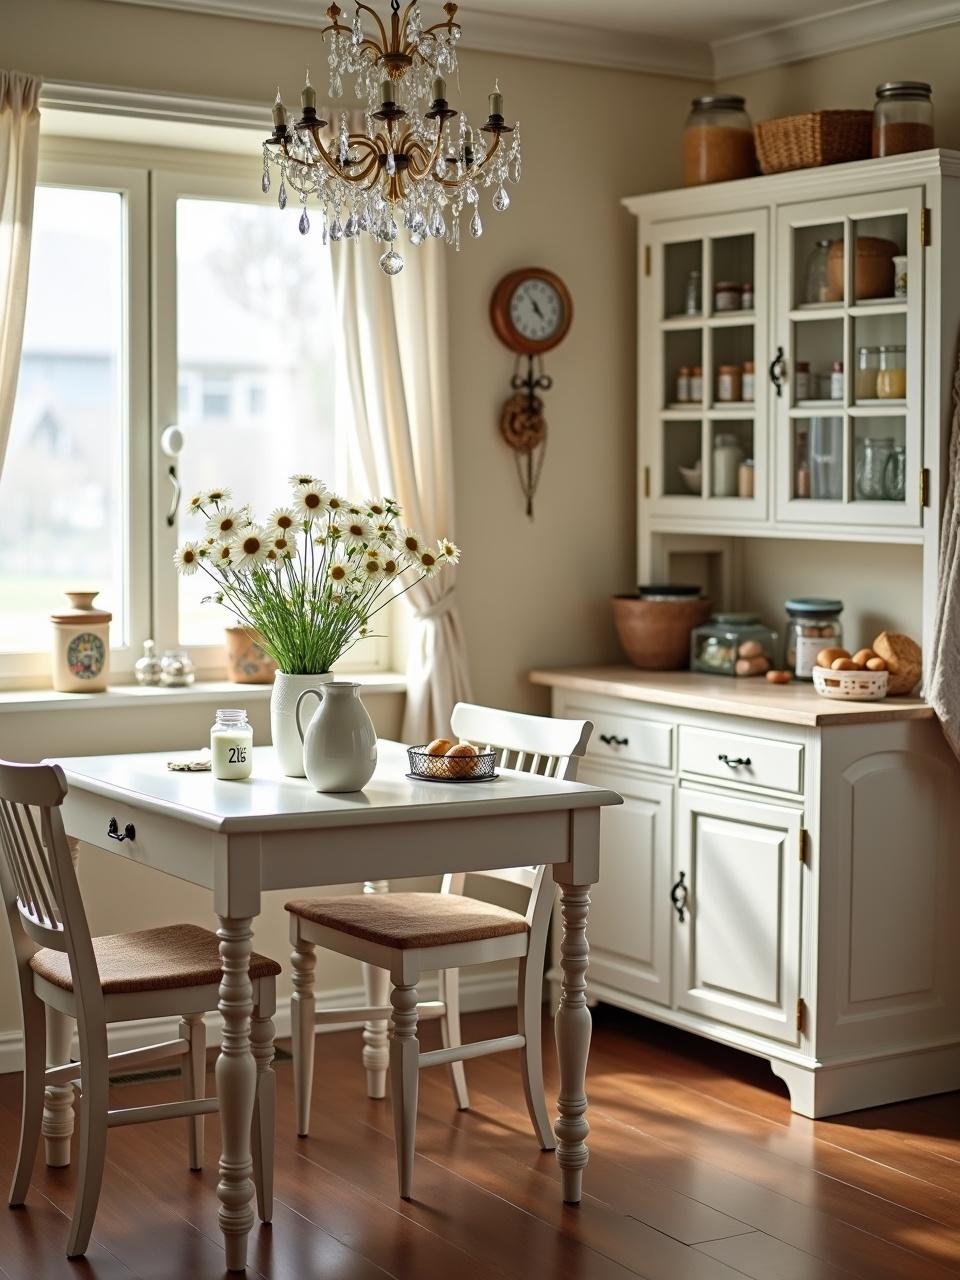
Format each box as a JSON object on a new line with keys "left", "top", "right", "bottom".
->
{"left": 0, "top": 758, "right": 281, "bottom": 1258}
{"left": 286, "top": 702, "right": 593, "bottom": 1197}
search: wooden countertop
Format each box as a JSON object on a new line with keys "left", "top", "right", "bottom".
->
{"left": 529, "top": 666, "right": 934, "bottom": 728}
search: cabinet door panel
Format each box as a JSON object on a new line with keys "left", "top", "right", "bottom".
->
{"left": 580, "top": 767, "right": 673, "bottom": 1006}
{"left": 675, "top": 788, "right": 801, "bottom": 1043}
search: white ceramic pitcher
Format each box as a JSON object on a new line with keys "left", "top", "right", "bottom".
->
{"left": 295, "top": 681, "right": 378, "bottom": 793}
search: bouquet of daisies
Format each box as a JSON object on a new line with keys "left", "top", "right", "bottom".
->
{"left": 174, "top": 475, "right": 460, "bottom": 674}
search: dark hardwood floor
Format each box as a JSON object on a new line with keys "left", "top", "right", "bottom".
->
{"left": 0, "top": 1005, "right": 958, "bottom": 1279}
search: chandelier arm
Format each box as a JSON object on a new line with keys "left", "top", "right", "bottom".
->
{"left": 419, "top": 16, "right": 461, "bottom": 38}
{"left": 431, "top": 133, "right": 504, "bottom": 189}
{"left": 406, "top": 134, "right": 442, "bottom": 180}
{"left": 354, "top": 1, "right": 390, "bottom": 48}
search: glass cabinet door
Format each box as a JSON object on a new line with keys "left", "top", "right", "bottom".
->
{"left": 641, "top": 208, "right": 768, "bottom": 521}
{"left": 773, "top": 187, "right": 923, "bottom": 527}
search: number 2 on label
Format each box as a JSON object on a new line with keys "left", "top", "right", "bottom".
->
{"left": 228, "top": 746, "right": 247, "bottom": 764}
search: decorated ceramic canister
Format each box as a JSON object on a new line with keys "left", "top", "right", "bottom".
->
{"left": 50, "top": 592, "right": 112, "bottom": 692}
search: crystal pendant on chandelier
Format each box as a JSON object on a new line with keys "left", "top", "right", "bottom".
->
{"left": 379, "top": 248, "right": 404, "bottom": 275}
{"left": 261, "top": 4, "right": 521, "bottom": 274}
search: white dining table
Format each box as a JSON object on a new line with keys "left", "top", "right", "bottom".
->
{"left": 49, "top": 740, "right": 621, "bottom": 1272}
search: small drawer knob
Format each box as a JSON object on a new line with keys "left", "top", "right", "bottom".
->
{"left": 107, "top": 817, "right": 136, "bottom": 843}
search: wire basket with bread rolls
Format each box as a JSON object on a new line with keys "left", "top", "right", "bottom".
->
{"left": 407, "top": 738, "right": 498, "bottom": 782}
{"left": 811, "top": 632, "right": 921, "bottom": 701}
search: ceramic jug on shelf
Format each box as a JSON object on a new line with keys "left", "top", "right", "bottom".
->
{"left": 295, "top": 681, "right": 377, "bottom": 793}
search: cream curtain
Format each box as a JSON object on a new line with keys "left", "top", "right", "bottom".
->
{"left": 334, "top": 235, "right": 473, "bottom": 741}
{"left": 927, "top": 351, "right": 960, "bottom": 758}
{"left": 0, "top": 71, "right": 41, "bottom": 477}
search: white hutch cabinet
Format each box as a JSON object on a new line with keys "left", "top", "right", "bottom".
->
{"left": 531, "top": 152, "right": 960, "bottom": 1117}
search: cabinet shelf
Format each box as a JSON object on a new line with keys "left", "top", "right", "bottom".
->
{"left": 849, "top": 400, "right": 907, "bottom": 414}
{"left": 661, "top": 311, "right": 756, "bottom": 331}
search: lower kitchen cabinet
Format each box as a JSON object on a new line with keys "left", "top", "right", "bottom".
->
{"left": 674, "top": 788, "right": 801, "bottom": 1045}
{"left": 538, "top": 670, "right": 960, "bottom": 1118}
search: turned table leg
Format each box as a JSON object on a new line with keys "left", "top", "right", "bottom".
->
{"left": 216, "top": 916, "right": 257, "bottom": 1272}
{"left": 361, "top": 879, "right": 390, "bottom": 1099}
{"left": 554, "top": 881, "right": 592, "bottom": 1204}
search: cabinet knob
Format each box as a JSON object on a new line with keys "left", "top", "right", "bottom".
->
{"left": 670, "top": 871, "right": 688, "bottom": 923}
{"left": 107, "top": 817, "right": 136, "bottom": 843}
{"left": 599, "top": 733, "right": 629, "bottom": 747}
{"left": 718, "top": 753, "right": 751, "bottom": 768}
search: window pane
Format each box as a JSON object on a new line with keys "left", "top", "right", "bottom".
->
{"left": 0, "top": 187, "right": 126, "bottom": 653}
{"left": 175, "top": 198, "right": 339, "bottom": 646}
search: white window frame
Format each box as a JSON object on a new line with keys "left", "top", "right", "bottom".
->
{"left": 1, "top": 141, "right": 396, "bottom": 686}
{"left": 0, "top": 156, "right": 151, "bottom": 684}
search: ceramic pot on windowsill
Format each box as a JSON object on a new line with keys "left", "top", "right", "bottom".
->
{"left": 225, "top": 626, "right": 277, "bottom": 685}
{"left": 271, "top": 672, "right": 333, "bottom": 777}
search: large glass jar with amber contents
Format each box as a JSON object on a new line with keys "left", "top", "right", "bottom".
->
{"left": 682, "top": 96, "right": 756, "bottom": 187}
{"left": 872, "top": 82, "right": 934, "bottom": 157}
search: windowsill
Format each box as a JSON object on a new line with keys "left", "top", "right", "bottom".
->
{"left": 0, "top": 672, "right": 407, "bottom": 713}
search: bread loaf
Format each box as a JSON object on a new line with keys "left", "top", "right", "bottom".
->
{"left": 872, "top": 632, "right": 921, "bottom": 696}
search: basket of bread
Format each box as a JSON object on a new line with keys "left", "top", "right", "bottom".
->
{"left": 811, "top": 632, "right": 921, "bottom": 702}
{"left": 407, "top": 738, "right": 498, "bottom": 782}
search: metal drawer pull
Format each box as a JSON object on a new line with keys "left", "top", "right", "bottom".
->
{"left": 670, "top": 871, "right": 688, "bottom": 923}
{"left": 599, "top": 733, "right": 629, "bottom": 747}
{"left": 107, "top": 818, "right": 136, "bottom": 843}
{"left": 718, "top": 753, "right": 751, "bottom": 768}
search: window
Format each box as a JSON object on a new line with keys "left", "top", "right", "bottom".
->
{"left": 0, "top": 146, "right": 389, "bottom": 682}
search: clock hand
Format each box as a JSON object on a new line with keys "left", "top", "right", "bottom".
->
{"left": 531, "top": 298, "right": 545, "bottom": 320}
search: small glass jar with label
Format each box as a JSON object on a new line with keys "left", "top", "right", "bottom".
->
{"left": 830, "top": 360, "right": 844, "bottom": 400}
{"left": 676, "top": 366, "right": 691, "bottom": 402}
{"left": 211, "top": 709, "right": 254, "bottom": 780}
{"left": 742, "top": 361, "right": 755, "bottom": 401}
{"left": 684, "top": 270, "right": 702, "bottom": 316}
{"left": 689, "top": 366, "right": 703, "bottom": 401}
{"left": 877, "top": 344, "right": 906, "bottom": 399}
{"left": 784, "top": 598, "right": 843, "bottom": 680}
{"left": 716, "top": 365, "right": 742, "bottom": 402}
{"left": 793, "top": 361, "right": 811, "bottom": 401}
{"left": 714, "top": 281, "right": 742, "bottom": 312}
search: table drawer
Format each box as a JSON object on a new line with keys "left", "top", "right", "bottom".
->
{"left": 569, "top": 703, "right": 674, "bottom": 771}
{"left": 678, "top": 725, "right": 803, "bottom": 793}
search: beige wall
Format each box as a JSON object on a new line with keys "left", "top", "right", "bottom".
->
{"left": 719, "top": 24, "right": 960, "bottom": 147}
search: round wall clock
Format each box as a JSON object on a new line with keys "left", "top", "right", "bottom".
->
{"left": 490, "top": 267, "right": 573, "bottom": 356}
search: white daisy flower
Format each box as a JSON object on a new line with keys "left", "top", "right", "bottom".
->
{"left": 341, "top": 514, "right": 374, "bottom": 548}
{"left": 293, "top": 480, "right": 330, "bottom": 520}
{"left": 206, "top": 486, "right": 232, "bottom": 506}
{"left": 289, "top": 472, "right": 316, "bottom": 487}
{"left": 325, "top": 493, "right": 349, "bottom": 516}
{"left": 267, "top": 530, "right": 297, "bottom": 559}
{"left": 365, "top": 497, "right": 393, "bottom": 521}
{"left": 211, "top": 541, "right": 235, "bottom": 569}
{"left": 187, "top": 492, "right": 207, "bottom": 515}
{"left": 173, "top": 541, "right": 202, "bottom": 575}
{"left": 205, "top": 508, "right": 243, "bottom": 541}
{"left": 398, "top": 528, "right": 424, "bottom": 559}
{"left": 417, "top": 546, "right": 441, "bottom": 577}
{"left": 371, "top": 519, "right": 396, "bottom": 547}
{"left": 359, "top": 551, "right": 384, "bottom": 581}
{"left": 233, "top": 526, "right": 268, "bottom": 571}
{"left": 266, "top": 506, "right": 298, "bottom": 536}
{"left": 327, "top": 559, "right": 352, "bottom": 587}
{"left": 437, "top": 537, "right": 461, "bottom": 564}
{"left": 380, "top": 554, "right": 400, "bottom": 579}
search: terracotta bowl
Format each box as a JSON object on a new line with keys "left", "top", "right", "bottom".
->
{"left": 612, "top": 595, "right": 713, "bottom": 671}
{"left": 225, "top": 626, "right": 277, "bottom": 684}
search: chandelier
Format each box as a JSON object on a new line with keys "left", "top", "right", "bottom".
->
{"left": 261, "top": 1, "right": 522, "bottom": 275}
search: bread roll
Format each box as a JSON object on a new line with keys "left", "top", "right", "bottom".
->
{"left": 817, "top": 647, "right": 849, "bottom": 668}
{"left": 872, "top": 632, "right": 922, "bottom": 696}
{"left": 425, "top": 738, "right": 453, "bottom": 756}
{"left": 852, "top": 648, "right": 876, "bottom": 667}
{"left": 865, "top": 656, "right": 887, "bottom": 672}
{"left": 446, "top": 741, "right": 480, "bottom": 778}
{"left": 831, "top": 657, "right": 859, "bottom": 671}
{"left": 766, "top": 670, "right": 791, "bottom": 684}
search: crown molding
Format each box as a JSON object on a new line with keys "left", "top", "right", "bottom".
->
{"left": 40, "top": 79, "right": 267, "bottom": 128}
{"left": 711, "top": 0, "right": 960, "bottom": 80}
{"left": 96, "top": 0, "right": 713, "bottom": 79}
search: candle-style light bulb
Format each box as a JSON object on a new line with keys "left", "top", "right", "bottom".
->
{"left": 431, "top": 75, "right": 446, "bottom": 102}
{"left": 489, "top": 77, "right": 503, "bottom": 118}
{"left": 381, "top": 79, "right": 396, "bottom": 105}
{"left": 301, "top": 68, "right": 316, "bottom": 111}
{"left": 272, "top": 88, "right": 287, "bottom": 128}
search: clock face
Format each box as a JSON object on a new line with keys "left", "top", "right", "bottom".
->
{"left": 491, "top": 267, "right": 573, "bottom": 355}
{"left": 509, "top": 278, "right": 565, "bottom": 343}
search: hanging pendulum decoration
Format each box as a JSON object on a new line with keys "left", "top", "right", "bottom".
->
{"left": 500, "top": 357, "right": 550, "bottom": 517}
{"left": 489, "top": 267, "right": 572, "bottom": 518}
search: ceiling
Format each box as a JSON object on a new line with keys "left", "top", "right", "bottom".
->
{"left": 96, "top": 0, "right": 960, "bottom": 80}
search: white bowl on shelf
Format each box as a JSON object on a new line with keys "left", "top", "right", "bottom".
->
{"left": 812, "top": 665, "right": 888, "bottom": 701}
{"left": 678, "top": 464, "right": 702, "bottom": 494}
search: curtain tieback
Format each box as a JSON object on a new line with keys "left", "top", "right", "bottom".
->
{"left": 412, "top": 591, "right": 457, "bottom": 623}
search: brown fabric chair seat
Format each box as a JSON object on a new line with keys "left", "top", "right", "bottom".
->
{"left": 285, "top": 892, "right": 530, "bottom": 950}
{"left": 30, "top": 923, "right": 281, "bottom": 995}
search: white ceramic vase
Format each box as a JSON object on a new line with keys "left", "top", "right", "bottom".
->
{"left": 295, "top": 681, "right": 378, "bottom": 793}
{"left": 271, "top": 671, "right": 333, "bottom": 777}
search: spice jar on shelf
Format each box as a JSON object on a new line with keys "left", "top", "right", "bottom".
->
{"left": 784, "top": 597, "right": 843, "bottom": 680}
{"left": 676, "top": 366, "right": 691, "bottom": 402}
{"left": 716, "top": 364, "right": 742, "bottom": 403}
{"left": 794, "top": 361, "right": 811, "bottom": 401}
{"left": 738, "top": 458, "right": 754, "bottom": 498}
{"left": 877, "top": 344, "right": 906, "bottom": 399}
{"left": 714, "top": 281, "right": 742, "bottom": 313}
{"left": 741, "top": 282, "right": 754, "bottom": 310}
{"left": 872, "top": 81, "right": 934, "bottom": 157}
{"left": 682, "top": 95, "right": 756, "bottom": 187}
{"left": 742, "top": 361, "right": 755, "bottom": 402}
{"left": 689, "top": 365, "right": 703, "bottom": 402}
{"left": 684, "top": 269, "right": 702, "bottom": 316}
{"left": 830, "top": 360, "right": 844, "bottom": 400}
{"left": 856, "top": 346, "right": 880, "bottom": 399}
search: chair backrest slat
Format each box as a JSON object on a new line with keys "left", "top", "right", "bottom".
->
{"left": 442, "top": 703, "right": 594, "bottom": 906}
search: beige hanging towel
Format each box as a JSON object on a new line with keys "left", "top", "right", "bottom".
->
{"left": 927, "top": 351, "right": 960, "bottom": 760}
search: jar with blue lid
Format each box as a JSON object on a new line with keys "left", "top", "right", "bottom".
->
{"left": 785, "top": 597, "right": 843, "bottom": 680}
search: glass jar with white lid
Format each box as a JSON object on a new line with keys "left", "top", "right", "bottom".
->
{"left": 211, "top": 709, "right": 253, "bottom": 780}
